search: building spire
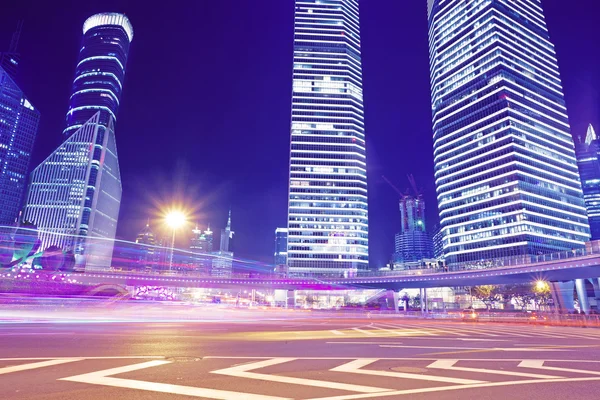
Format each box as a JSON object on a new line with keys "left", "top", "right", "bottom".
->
{"left": 586, "top": 124, "right": 597, "bottom": 146}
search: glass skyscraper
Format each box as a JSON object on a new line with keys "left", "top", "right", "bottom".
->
{"left": 393, "top": 195, "right": 434, "bottom": 267}
{"left": 23, "top": 113, "right": 121, "bottom": 270}
{"left": 287, "top": 0, "right": 368, "bottom": 276}
{"left": 576, "top": 124, "right": 600, "bottom": 240}
{"left": 63, "top": 13, "right": 133, "bottom": 138}
{"left": 428, "top": 0, "right": 590, "bottom": 267}
{"left": 22, "top": 13, "right": 132, "bottom": 271}
{"left": 0, "top": 66, "right": 40, "bottom": 226}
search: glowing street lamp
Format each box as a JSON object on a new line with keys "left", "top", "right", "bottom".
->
{"left": 165, "top": 210, "right": 187, "bottom": 271}
{"left": 535, "top": 280, "right": 549, "bottom": 292}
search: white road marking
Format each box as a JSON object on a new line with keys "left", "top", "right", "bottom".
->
{"left": 375, "top": 323, "right": 437, "bottom": 336}
{"left": 0, "top": 356, "right": 165, "bottom": 360}
{"left": 202, "top": 356, "right": 600, "bottom": 362}
{"left": 60, "top": 360, "right": 289, "bottom": 400}
{"left": 518, "top": 360, "right": 600, "bottom": 375}
{"left": 331, "top": 358, "right": 485, "bottom": 385}
{"left": 0, "top": 358, "right": 82, "bottom": 375}
{"left": 303, "top": 376, "right": 600, "bottom": 400}
{"left": 211, "top": 357, "right": 390, "bottom": 393}
{"left": 427, "top": 359, "right": 562, "bottom": 379}
{"left": 351, "top": 328, "right": 375, "bottom": 336}
{"left": 379, "top": 345, "right": 564, "bottom": 352}
{"left": 330, "top": 330, "right": 345, "bottom": 335}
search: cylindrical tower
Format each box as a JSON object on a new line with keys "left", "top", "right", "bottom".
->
{"left": 63, "top": 12, "right": 133, "bottom": 137}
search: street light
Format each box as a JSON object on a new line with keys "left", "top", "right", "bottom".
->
{"left": 535, "top": 280, "right": 549, "bottom": 292}
{"left": 165, "top": 210, "right": 187, "bottom": 272}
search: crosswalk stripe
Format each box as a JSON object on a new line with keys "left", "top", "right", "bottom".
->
{"left": 330, "top": 330, "right": 345, "bottom": 335}
{"left": 0, "top": 358, "right": 82, "bottom": 375}
{"left": 60, "top": 360, "right": 289, "bottom": 400}
{"left": 374, "top": 323, "right": 438, "bottom": 336}
{"left": 352, "top": 328, "right": 375, "bottom": 336}
{"left": 211, "top": 358, "right": 390, "bottom": 393}
{"left": 519, "top": 360, "right": 600, "bottom": 375}
{"left": 427, "top": 359, "right": 562, "bottom": 379}
{"left": 331, "top": 358, "right": 485, "bottom": 385}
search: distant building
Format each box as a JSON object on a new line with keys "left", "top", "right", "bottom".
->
{"left": 576, "top": 124, "right": 600, "bottom": 240}
{"left": 393, "top": 194, "right": 434, "bottom": 269}
{"left": 274, "top": 227, "right": 288, "bottom": 266}
{"left": 23, "top": 113, "right": 121, "bottom": 270}
{"left": 63, "top": 13, "right": 133, "bottom": 138}
{"left": 135, "top": 221, "right": 156, "bottom": 271}
{"left": 190, "top": 224, "right": 213, "bottom": 274}
{"left": 0, "top": 21, "right": 23, "bottom": 81}
{"left": 211, "top": 210, "right": 233, "bottom": 277}
{"left": 0, "top": 66, "right": 40, "bottom": 225}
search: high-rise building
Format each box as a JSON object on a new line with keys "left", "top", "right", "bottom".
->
{"left": 0, "top": 66, "right": 40, "bottom": 226}
{"left": 190, "top": 224, "right": 213, "bottom": 274}
{"left": 274, "top": 227, "right": 288, "bottom": 266}
{"left": 0, "top": 21, "right": 23, "bottom": 81}
{"left": 23, "top": 113, "right": 121, "bottom": 270}
{"left": 135, "top": 221, "right": 156, "bottom": 271}
{"left": 432, "top": 225, "right": 444, "bottom": 260}
{"left": 287, "top": 0, "right": 368, "bottom": 276}
{"left": 63, "top": 13, "right": 133, "bottom": 138}
{"left": 393, "top": 194, "right": 434, "bottom": 268}
{"left": 428, "top": 0, "right": 590, "bottom": 267}
{"left": 211, "top": 211, "right": 233, "bottom": 278}
{"left": 576, "top": 124, "right": 600, "bottom": 240}
{"left": 23, "top": 13, "right": 132, "bottom": 271}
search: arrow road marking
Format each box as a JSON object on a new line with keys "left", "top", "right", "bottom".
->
{"left": 518, "top": 360, "right": 600, "bottom": 375}
{"left": 330, "top": 358, "right": 485, "bottom": 385}
{"left": 427, "top": 359, "right": 562, "bottom": 379}
{"left": 0, "top": 358, "right": 82, "bottom": 375}
{"left": 60, "top": 360, "right": 290, "bottom": 400}
{"left": 211, "top": 357, "right": 391, "bottom": 393}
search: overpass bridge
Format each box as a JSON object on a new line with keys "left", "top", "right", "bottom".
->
{"left": 72, "top": 250, "right": 600, "bottom": 291}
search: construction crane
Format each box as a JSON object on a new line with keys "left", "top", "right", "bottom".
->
{"left": 381, "top": 175, "right": 405, "bottom": 198}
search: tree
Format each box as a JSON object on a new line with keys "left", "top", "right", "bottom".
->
{"left": 472, "top": 285, "right": 501, "bottom": 310}
{"left": 503, "top": 284, "right": 535, "bottom": 310}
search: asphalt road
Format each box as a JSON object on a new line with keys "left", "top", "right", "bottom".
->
{"left": 2, "top": 309, "right": 600, "bottom": 399}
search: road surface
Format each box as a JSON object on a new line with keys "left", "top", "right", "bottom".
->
{"left": 2, "top": 310, "right": 600, "bottom": 399}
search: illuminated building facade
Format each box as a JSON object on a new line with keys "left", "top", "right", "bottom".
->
{"left": 23, "top": 113, "right": 121, "bottom": 270}
{"left": 428, "top": 0, "right": 589, "bottom": 267}
{"left": 0, "top": 66, "right": 40, "bottom": 225}
{"left": 393, "top": 195, "right": 434, "bottom": 267}
{"left": 190, "top": 224, "right": 213, "bottom": 274}
{"left": 576, "top": 124, "right": 600, "bottom": 240}
{"left": 287, "top": 0, "right": 368, "bottom": 276}
{"left": 63, "top": 13, "right": 133, "bottom": 138}
{"left": 135, "top": 221, "right": 156, "bottom": 270}
{"left": 274, "top": 227, "right": 288, "bottom": 266}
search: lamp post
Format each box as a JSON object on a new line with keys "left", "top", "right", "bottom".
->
{"left": 165, "top": 211, "right": 186, "bottom": 272}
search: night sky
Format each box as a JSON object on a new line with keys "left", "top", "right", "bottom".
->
{"left": 1, "top": 0, "right": 599, "bottom": 266}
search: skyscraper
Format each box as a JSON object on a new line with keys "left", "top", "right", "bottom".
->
{"left": 211, "top": 212, "right": 233, "bottom": 278}
{"left": 393, "top": 195, "right": 434, "bottom": 267}
{"left": 0, "top": 21, "right": 23, "bottom": 81}
{"left": 428, "top": 0, "right": 590, "bottom": 267}
{"left": 190, "top": 224, "right": 213, "bottom": 274}
{"left": 63, "top": 13, "right": 133, "bottom": 138}
{"left": 23, "top": 12, "right": 132, "bottom": 270}
{"left": 135, "top": 221, "right": 156, "bottom": 271}
{"left": 0, "top": 66, "right": 40, "bottom": 226}
{"left": 576, "top": 124, "right": 600, "bottom": 240}
{"left": 23, "top": 113, "right": 121, "bottom": 270}
{"left": 274, "top": 227, "right": 288, "bottom": 266}
{"left": 287, "top": 0, "right": 368, "bottom": 276}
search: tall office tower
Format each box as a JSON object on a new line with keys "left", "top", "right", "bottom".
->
{"left": 274, "top": 227, "right": 288, "bottom": 266}
{"left": 219, "top": 210, "right": 234, "bottom": 252}
{"left": 287, "top": 0, "right": 368, "bottom": 276}
{"left": 0, "top": 66, "right": 40, "bottom": 225}
{"left": 190, "top": 224, "right": 213, "bottom": 274}
{"left": 23, "top": 113, "right": 121, "bottom": 270}
{"left": 63, "top": 13, "right": 133, "bottom": 138}
{"left": 576, "top": 124, "right": 600, "bottom": 240}
{"left": 428, "top": 0, "right": 590, "bottom": 267}
{"left": 393, "top": 195, "right": 434, "bottom": 268}
{"left": 212, "top": 212, "right": 233, "bottom": 278}
{"left": 0, "top": 21, "right": 23, "bottom": 81}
